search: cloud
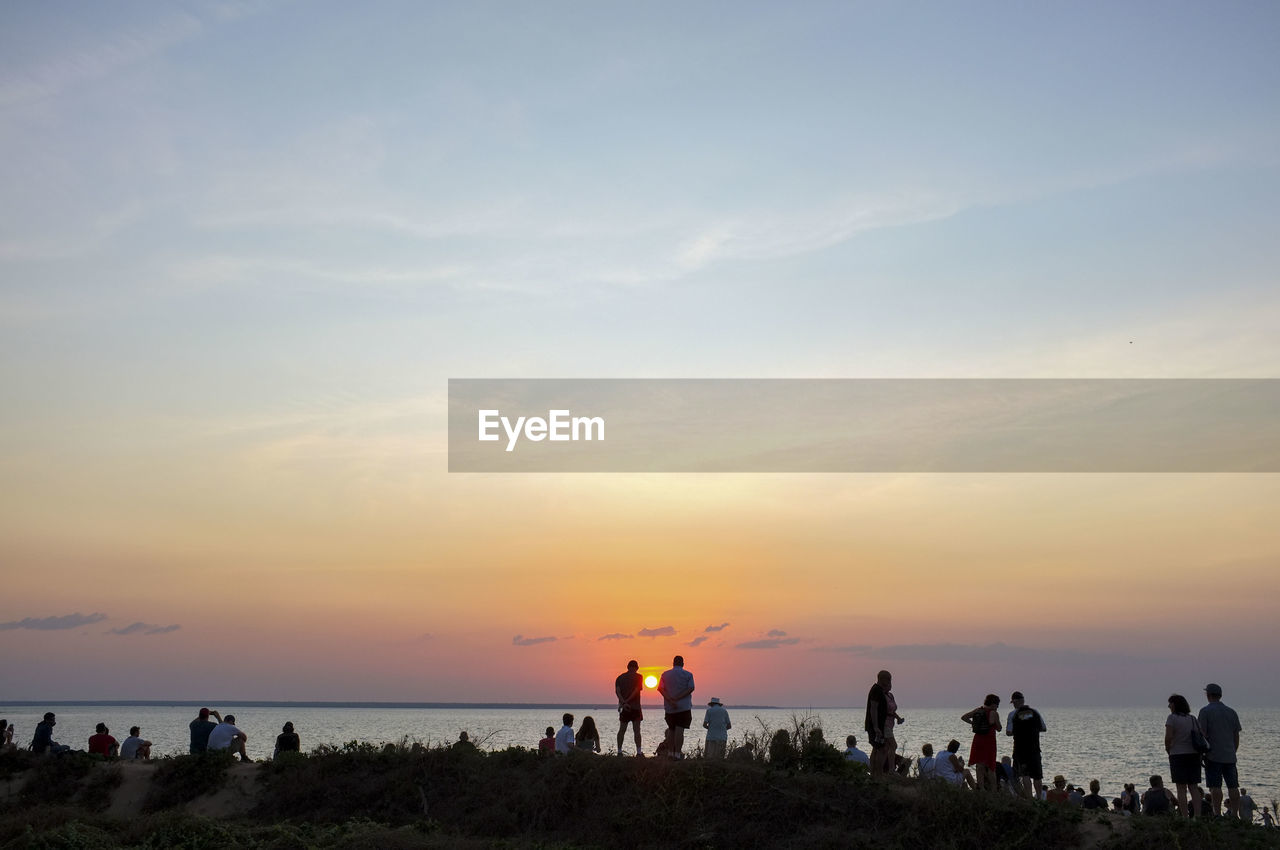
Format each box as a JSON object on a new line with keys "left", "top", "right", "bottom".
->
{"left": 638, "top": 626, "right": 676, "bottom": 638}
{"left": 704, "top": 622, "right": 731, "bottom": 632}
{"left": 812, "top": 644, "right": 874, "bottom": 653}
{"left": 512, "top": 634, "right": 556, "bottom": 647}
{"left": 766, "top": 629, "right": 787, "bottom": 637}
{"left": 0, "top": 612, "right": 107, "bottom": 631}
{"left": 736, "top": 637, "right": 803, "bottom": 650}
{"left": 597, "top": 633, "right": 634, "bottom": 641}
{"left": 108, "top": 622, "right": 181, "bottom": 636}
{"left": 687, "top": 636, "right": 709, "bottom": 647}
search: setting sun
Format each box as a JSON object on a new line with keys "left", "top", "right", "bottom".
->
{"left": 644, "top": 675, "right": 658, "bottom": 689}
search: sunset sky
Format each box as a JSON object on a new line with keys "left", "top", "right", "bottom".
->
{"left": 2, "top": 1, "right": 1278, "bottom": 707}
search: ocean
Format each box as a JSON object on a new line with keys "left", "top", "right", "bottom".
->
{"left": 3, "top": 703, "right": 1276, "bottom": 813}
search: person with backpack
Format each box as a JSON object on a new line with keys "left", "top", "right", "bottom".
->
{"left": 961, "top": 694, "right": 1002, "bottom": 791}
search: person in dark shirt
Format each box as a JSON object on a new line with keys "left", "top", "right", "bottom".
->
{"left": 31, "top": 712, "right": 69, "bottom": 755}
{"left": 274, "top": 721, "right": 300, "bottom": 758}
{"left": 1082, "top": 779, "right": 1109, "bottom": 810}
{"left": 615, "top": 659, "right": 644, "bottom": 756}
{"left": 189, "top": 707, "right": 222, "bottom": 753}
{"left": 1142, "top": 775, "right": 1175, "bottom": 815}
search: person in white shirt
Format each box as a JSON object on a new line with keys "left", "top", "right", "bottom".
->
{"left": 702, "top": 698, "right": 732, "bottom": 759}
{"left": 554, "top": 713, "right": 576, "bottom": 754}
{"left": 843, "top": 734, "right": 870, "bottom": 766}
{"left": 1238, "top": 788, "right": 1258, "bottom": 823}
{"left": 657, "top": 655, "right": 696, "bottom": 759}
{"left": 119, "top": 726, "right": 152, "bottom": 760}
{"left": 207, "top": 714, "right": 250, "bottom": 762}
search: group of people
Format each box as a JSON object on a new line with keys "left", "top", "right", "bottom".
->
{"left": 3, "top": 707, "right": 303, "bottom": 764}
{"left": 861, "top": 670, "right": 1263, "bottom": 823}
{"left": 537, "top": 656, "right": 729, "bottom": 761}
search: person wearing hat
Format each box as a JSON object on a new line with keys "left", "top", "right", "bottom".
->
{"left": 1197, "top": 683, "right": 1243, "bottom": 818}
{"left": 1046, "top": 774, "right": 1070, "bottom": 804}
{"left": 1006, "top": 690, "right": 1047, "bottom": 799}
{"left": 189, "top": 707, "right": 223, "bottom": 754}
{"left": 31, "top": 712, "right": 69, "bottom": 755}
{"left": 701, "top": 697, "right": 731, "bottom": 760}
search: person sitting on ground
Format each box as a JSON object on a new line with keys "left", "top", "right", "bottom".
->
{"left": 554, "top": 713, "right": 575, "bottom": 754}
{"left": 1142, "top": 774, "right": 1175, "bottom": 815}
{"left": 453, "top": 731, "right": 477, "bottom": 752}
{"left": 844, "top": 734, "right": 870, "bottom": 766}
{"left": 0, "top": 719, "right": 14, "bottom": 753}
{"left": 916, "top": 743, "right": 937, "bottom": 778}
{"left": 1261, "top": 806, "right": 1274, "bottom": 828}
{"left": 935, "top": 739, "right": 976, "bottom": 788}
{"left": 996, "top": 756, "right": 1017, "bottom": 794}
{"left": 1046, "top": 775, "right": 1071, "bottom": 804}
{"left": 1120, "top": 783, "right": 1140, "bottom": 815}
{"left": 119, "top": 726, "right": 152, "bottom": 760}
{"left": 207, "top": 713, "right": 250, "bottom": 762}
{"left": 31, "top": 712, "right": 70, "bottom": 755}
{"left": 1112, "top": 797, "right": 1125, "bottom": 814}
{"left": 189, "top": 708, "right": 223, "bottom": 753}
{"left": 575, "top": 716, "right": 601, "bottom": 753}
{"left": 538, "top": 726, "right": 556, "bottom": 756}
{"left": 1068, "top": 783, "right": 1085, "bottom": 806}
{"left": 88, "top": 722, "right": 119, "bottom": 758}
{"left": 274, "top": 721, "right": 300, "bottom": 758}
{"left": 1082, "top": 778, "right": 1108, "bottom": 810}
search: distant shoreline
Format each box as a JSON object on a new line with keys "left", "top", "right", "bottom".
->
{"left": 0, "top": 700, "right": 786, "bottom": 710}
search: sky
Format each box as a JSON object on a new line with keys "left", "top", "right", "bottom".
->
{"left": 1, "top": 1, "right": 1278, "bottom": 708}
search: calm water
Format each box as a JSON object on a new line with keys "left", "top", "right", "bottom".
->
{"left": 4, "top": 704, "right": 1276, "bottom": 813}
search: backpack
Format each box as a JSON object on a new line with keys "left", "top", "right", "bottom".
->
{"left": 971, "top": 709, "right": 991, "bottom": 736}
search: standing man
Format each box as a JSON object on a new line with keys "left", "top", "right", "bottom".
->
{"left": 1198, "top": 683, "right": 1242, "bottom": 817}
{"left": 657, "top": 655, "right": 695, "bottom": 759}
{"left": 702, "top": 697, "right": 731, "bottom": 760}
{"left": 189, "top": 708, "right": 222, "bottom": 754}
{"left": 1006, "top": 691, "right": 1047, "bottom": 800}
{"left": 615, "top": 660, "right": 644, "bottom": 756}
{"left": 864, "top": 670, "right": 903, "bottom": 777}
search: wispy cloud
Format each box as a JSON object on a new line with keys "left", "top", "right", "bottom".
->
{"left": 0, "top": 612, "right": 107, "bottom": 631}
{"left": 597, "top": 633, "right": 634, "bottom": 641}
{"left": 766, "top": 629, "right": 788, "bottom": 638}
{"left": 512, "top": 634, "right": 556, "bottom": 647}
{"left": 704, "top": 622, "right": 731, "bottom": 632}
{"left": 736, "top": 636, "right": 803, "bottom": 650}
{"left": 108, "top": 622, "right": 181, "bottom": 636}
{"left": 838, "top": 642, "right": 1141, "bottom": 665}
{"left": 638, "top": 626, "right": 676, "bottom": 638}
{"left": 687, "top": 635, "right": 709, "bottom": 648}
{"left": 812, "top": 644, "right": 874, "bottom": 653}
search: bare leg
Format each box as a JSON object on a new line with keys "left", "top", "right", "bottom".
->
{"left": 673, "top": 725, "right": 685, "bottom": 757}
{"left": 1227, "top": 787, "right": 1240, "bottom": 818}
{"left": 963, "top": 769, "right": 977, "bottom": 790}
{"left": 617, "top": 722, "right": 626, "bottom": 754}
{"left": 1191, "top": 784, "right": 1203, "bottom": 817}
{"left": 975, "top": 763, "right": 989, "bottom": 791}
{"left": 1176, "top": 783, "right": 1189, "bottom": 816}
{"left": 632, "top": 722, "right": 642, "bottom": 755}
{"left": 1210, "top": 787, "right": 1223, "bottom": 816}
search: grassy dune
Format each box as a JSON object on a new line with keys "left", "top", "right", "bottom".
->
{"left": 1, "top": 743, "right": 1277, "bottom": 849}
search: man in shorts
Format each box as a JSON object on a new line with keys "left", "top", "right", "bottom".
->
{"left": 657, "top": 655, "right": 695, "bottom": 759}
{"left": 1198, "top": 683, "right": 1242, "bottom": 817}
{"left": 615, "top": 660, "right": 644, "bottom": 756}
{"left": 1006, "top": 690, "right": 1047, "bottom": 799}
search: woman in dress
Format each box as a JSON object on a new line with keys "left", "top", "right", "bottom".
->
{"left": 961, "top": 694, "right": 1002, "bottom": 791}
{"left": 1164, "top": 693, "right": 1204, "bottom": 817}
{"left": 576, "top": 716, "right": 601, "bottom": 753}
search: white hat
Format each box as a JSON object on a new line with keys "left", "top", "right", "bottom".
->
{"left": 708, "top": 697, "right": 723, "bottom": 706}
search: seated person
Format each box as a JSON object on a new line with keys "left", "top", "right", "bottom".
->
{"left": 916, "top": 743, "right": 937, "bottom": 778}
{"left": 274, "top": 721, "right": 300, "bottom": 758}
{"left": 31, "top": 712, "right": 70, "bottom": 755}
{"left": 1046, "top": 775, "right": 1071, "bottom": 804}
{"left": 207, "top": 714, "right": 250, "bottom": 762}
{"left": 935, "top": 740, "right": 977, "bottom": 788}
{"left": 88, "top": 723, "right": 119, "bottom": 758}
{"left": 0, "top": 719, "right": 15, "bottom": 753}
{"left": 844, "top": 734, "right": 870, "bottom": 765}
{"left": 538, "top": 726, "right": 556, "bottom": 756}
{"left": 1142, "top": 775, "right": 1174, "bottom": 815}
{"left": 119, "top": 726, "right": 152, "bottom": 760}
{"left": 452, "top": 731, "right": 477, "bottom": 751}
{"left": 1081, "top": 779, "right": 1109, "bottom": 810}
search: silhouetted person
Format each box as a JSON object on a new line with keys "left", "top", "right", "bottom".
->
{"left": 615, "top": 660, "right": 644, "bottom": 756}
{"left": 189, "top": 708, "right": 222, "bottom": 753}
{"left": 120, "top": 726, "right": 152, "bottom": 760}
{"left": 274, "top": 721, "right": 300, "bottom": 758}
{"left": 208, "top": 713, "right": 250, "bottom": 762}
{"left": 1198, "top": 683, "right": 1242, "bottom": 817}
{"left": 864, "top": 670, "right": 903, "bottom": 777}
{"left": 657, "top": 655, "right": 695, "bottom": 759}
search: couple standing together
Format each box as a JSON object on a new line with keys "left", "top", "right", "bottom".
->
{"left": 616, "top": 655, "right": 714, "bottom": 759}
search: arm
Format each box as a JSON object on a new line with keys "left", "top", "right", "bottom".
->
{"left": 960, "top": 708, "right": 978, "bottom": 724}
{"left": 1163, "top": 721, "right": 1173, "bottom": 753}
{"left": 210, "top": 711, "right": 223, "bottom": 723}
{"left": 991, "top": 709, "right": 1002, "bottom": 732}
